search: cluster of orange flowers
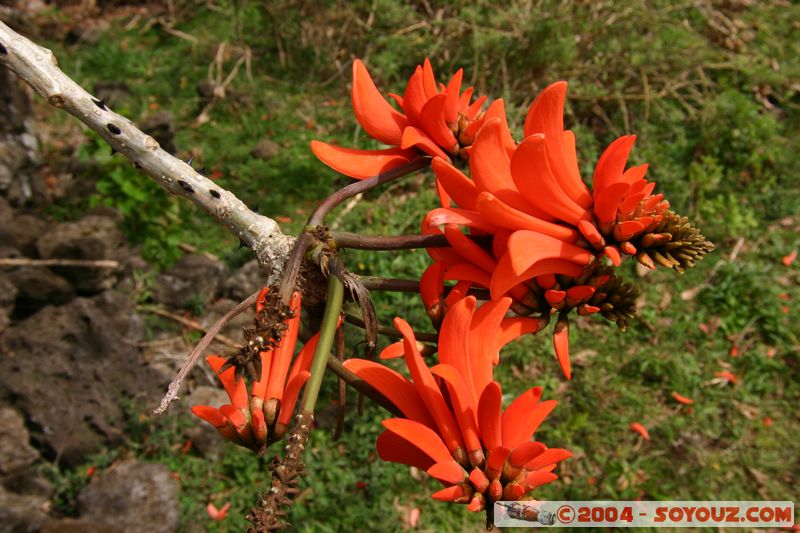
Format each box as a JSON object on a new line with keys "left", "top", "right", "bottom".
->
{"left": 194, "top": 59, "right": 712, "bottom": 519}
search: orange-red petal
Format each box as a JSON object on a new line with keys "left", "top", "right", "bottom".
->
{"left": 266, "top": 291, "right": 301, "bottom": 401}
{"left": 553, "top": 316, "right": 571, "bottom": 380}
{"left": 351, "top": 59, "right": 408, "bottom": 145}
{"left": 344, "top": 359, "right": 436, "bottom": 428}
{"left": 401, "top": 127, "right": 450, "bottom": 159}
{"left": 311, "top": 141, "right": 415, "bottom": 180}
{"left": 477, "top": 381, "right": 503, "bottom": 451}
{"left": 501, "top": 386, "right": 542, "bottom": 447}
{"left": 592, "top": 135, "right": 636, "bottom": 195}
{"left": 475, "top": 192, "right": 578, "bottom": 241}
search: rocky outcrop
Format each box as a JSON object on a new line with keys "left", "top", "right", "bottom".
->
{"left": 77, "top": 459, "right": 180, "bottom": 533}
{"left": 0, "top": 291, "right": 163, "bottom": 467}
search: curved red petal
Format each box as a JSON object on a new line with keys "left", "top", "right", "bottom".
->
{"left": 501, "top": 386, "right": 542, "bottom": 447}
{"left": 311, "top": 141, "right": 415, "bottom": 180}
{"left": 524, "top": 81, "right": 566, "bottom": 138}
{"left": 266, "top": 291, "right": 301, "bottom": 401}
{"left": 352, "top": 59, "right": 408, "bottom": 145}
{"left": 432, "top": 485, "right": 466, "bottom": 502}
{"left": 401, "top": 126, "right": 450, "bottom": 159}
{"left": 490, "top": 253, "right": 586, "bottom": 299}
{"left": 426, "top": 207, "right": 500, "bottom": 234}
{"left": 475, "top": 191, "right": 578, "bottom": 241}
{"left": 438, "top": 297, "right": 478, "bottom": 402}
{"left": 553, "top": 316, "right": 571, "bottom": 380}
{"left": 418, "top": 94, "right": 457, "bottom": 151}
{"left": 191, "top": 405, "right": 227, "bottom": 428}
{"left": 445, "top": 263, "right": 491, "bottom": 288}
{"left": 394, "top": 318, "right": 466, "bottom": 455}
{"left": 496, "top": 317, "right": 549, "bottom": 362}
{"left": 483, "top": 99, "right": 515, "bottom": 151}
{"left": 286, "top": 331, "right": 320, "bottom": 386}
{"left": 477, "top": 381, "right": 503, "bottom": 451}
{"left": 509, "top": 441, "right": 547, "bottom": 468}
{"left": 431, "top": 364, "right": 482, "bottom": 454}
{"left": 432, "top": 157, "right": 478, "bottom": 211}
{"left": 506, "top": 230, "right": 594, "bottom": 275}
{"left": 470, "top": 297, "right": 513, "bottom": 393}
{"left": 594, "top": 181, "right": 630, "bottom": 224}
{"left": 382, "top": 418, "right": 453, "bottom": 464}
{"left": 517, "top": 400, "right": 558, "bottom": 444}
{"left": 510, "top": 134, "right": 590, "bottom": 226}
{"left": 470, "top": 119, "right": 537, "bottom": 213}
{"left": 443, "top": 69, "right": 464, "bottom": 123}
{"left": 592, "top": 135, "right": 636, "bottom": 195}
{"left": 379, "top": 340, "right": 405, "bottom": 360}
{"left": 275, "top": 370, "right": 310, "bottom": 427}
{"left": 428, "top": 461, "right": 468, "bottom": 485}
{"left": 376, "top": 428, "right": 436, "bottom": 471}
{"left": 343, "top": 359, "right": 436, "bottom": 428}
{"left": 444, "top": 224, "right": 496, "bottom": 273}
{"left": 526, "top": 448, "right": 572, "bottom": 470}
{"left": 402, "top": 67, "right": 427, "bottom": 125}
{"left": 421, "top": 58, "right": 438, "bottom": 99}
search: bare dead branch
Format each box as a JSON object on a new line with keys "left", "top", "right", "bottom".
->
{"left": 0, "top": 258, "right": 120, "bottom": 268}
{"left": 151, "top": 289, "right": 260, "bottom": 415}
{"left": 0, "top": 22, "right": 293, "bottom": 281}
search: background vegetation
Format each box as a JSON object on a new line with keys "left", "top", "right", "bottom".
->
{"left": 30, "top": 0, "right": 799, "bottom": 530}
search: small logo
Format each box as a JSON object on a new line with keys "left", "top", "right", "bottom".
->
{"left": 496, "top": 502, "right": 556, "bottom": 525}
{"left": 557, "top": 504, "right": 576, "bottom": 524}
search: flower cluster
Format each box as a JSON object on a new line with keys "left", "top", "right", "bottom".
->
{"left": 345, "top": 296, "right": 570, "bottom": 512}
{"left": 421, "top": 80, "right": 713, "bottom": 379}
{"left": 311, "top": 59, "right": 507, "bottom": 180}
{"left": 192, "top": 290, "right": 319, "bottom": 452}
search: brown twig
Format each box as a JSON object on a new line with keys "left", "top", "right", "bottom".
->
{"left": 0, "top": 22, "right": 292, "bottom": 282}
{"left": 307, "top": 157, "right": 430, "bottom": 226}
{"left": 0, "top": 258, "right": 120, "bottom": 268}
{"left": 151, "top": 290, "right": 260, "bottom": 415}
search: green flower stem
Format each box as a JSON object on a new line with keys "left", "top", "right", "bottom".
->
{"left": 300, "top": 273, "right": 344, "bottom": 414}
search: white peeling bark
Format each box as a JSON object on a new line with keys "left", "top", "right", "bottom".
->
{"left": 0, "top": 21, "right": 293, "bottom": 280}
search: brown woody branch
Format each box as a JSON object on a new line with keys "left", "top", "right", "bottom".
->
{"left": 0, "top": 21, "right": 293, "bottom": 281}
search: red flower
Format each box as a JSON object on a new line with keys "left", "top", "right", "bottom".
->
{"left": 344, "top": 296, "right": 570, "bottom": 512}
{"left": 671, "top": 392, "right": 694, "bottom": 405}
{"left": 629, "top": 422, "right": 650, "bottom": 440}
{"left": 191, "top": 291, "right": 320, "bottom": 451}
{"left": 311, "top": 59, "right": 503, "bottom": 179}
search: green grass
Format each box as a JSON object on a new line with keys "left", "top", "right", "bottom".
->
{"left": 34, "top": 0, "right": 799, "bottom": 530}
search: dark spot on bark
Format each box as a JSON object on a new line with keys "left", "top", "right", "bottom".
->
{"left": 134, "top": 161, "right": 142, "bottom": 169}
{"left": 209, "top": 189, "right": 221, "bottom": 199}
{"left": 92, "top": 98, "right": 107, "bottom": 110}
{"left": 178, "top": 180, "right": 194, "bottom": 193}
{"left": 0, "top": 43, "right": 7, "bottom": 54}
{"left": 107, "top": 123, "right": 122, "bottom": 135}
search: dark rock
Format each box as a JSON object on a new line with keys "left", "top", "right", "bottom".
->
{"left": 0, "top": 197, "right": 11, "bottom": 223}
{"left": 155, "top": 253, "right": 227, "bottom": 309}
{"left": 0, "top": 213, "right": 47, "bottom": 256}
{"left": 0, "top": 485, "right": 49, "bottom": 533}
{"left": 223, "top": 259, "right": 265, "bottom": 301}
{"left": 35, "top": 213, "right": 126, "bottom": 293}
{"left": 0, "top": 406, "right": 38, "bottom": 475}
{"left": 251, "top": 137, "right": 281, "bottom": 160}
{"left": 41, "top": 518, "right": 117, "bottom": 533}
{"left": 182, "top": 385, "right": 229, "bottom": 458}
{"left": 206, "top": 297, "right": 252, "bottom": 340}
{"left": 2, "top": 470, "right": 54, "bottom": 499}
{"left": 141, "top": 111, "right": 177, "bottom": 154}
{"left": 6, "top": 267, "right": 75, "bottom": 316}
{"left": 77, "top": 459, "right": 180, "bottom": 533}
{"left": 0, "top": 68, "right": 41, "bottom": 207}
{"left": 0, "top": 291, "right": 164, "bottom": 467}
{"left": 0, "top": 275, "right": 17, "bottom": 332}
